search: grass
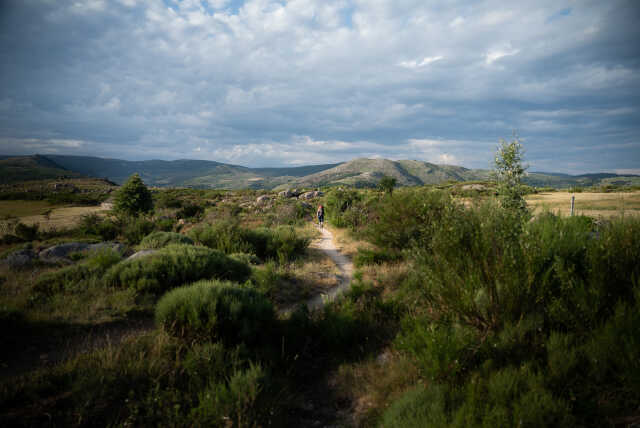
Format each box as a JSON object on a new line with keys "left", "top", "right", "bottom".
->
{"left": 526, "top": 191, "right": 640, "bottom": 217}
{"left": 0, "top": 200, "right": 59, "bottom": 218}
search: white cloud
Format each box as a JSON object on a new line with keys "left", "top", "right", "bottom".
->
{"left": 398, "top": 56, "right": 444, "bottom": 69}
{"left": 485, "top": 46, "right": 520, "bottom": 65}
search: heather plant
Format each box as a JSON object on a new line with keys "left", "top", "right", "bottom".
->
{"left": 155, "top": 280, "right": 275, "bottom": 345}
{"left": 138, "top": 231, "right": 193, "bottom": 249}
{"left": 104, "top": 244, "right": 251, "bottom": 295}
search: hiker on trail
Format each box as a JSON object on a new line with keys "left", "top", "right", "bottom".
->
{"left": 317, "top": 204, "right": 324, "bottom": 228}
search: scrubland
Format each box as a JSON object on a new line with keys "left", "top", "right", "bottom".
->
{"left": 1, "top": 182, "right": 639, "bottom": 427}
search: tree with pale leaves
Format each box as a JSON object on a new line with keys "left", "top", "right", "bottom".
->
{"left": 493, "top": 135, "right": 528, "bottom": 214}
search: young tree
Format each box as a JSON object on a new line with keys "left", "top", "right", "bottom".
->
{"left": 493, "top": 135, "right": 528, "bottom": 213}
{"left": 379, "top": 175, "right": 397, "bottom": 195}
{"left": 113, "top": 173, "right": 153, "bottom": 217}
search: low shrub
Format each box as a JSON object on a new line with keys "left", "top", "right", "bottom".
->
{"left": 189, "top": 222, "right": 310, "bottom": 264}
{"left": 122, "top": 217, "right": 155, "bottom": 245}
{"left": 354, "top": 248, "right": 402, "bottom": 267}
{"left": 104, "top": 244, "right": 251, "bottom": 295}
{"left": 33, "top": 248, "right": 123, "bottom": 295}
{"left": 138, "top": 231, "right": 193, "bottom": 249}
{"left": 14, "top": 222, "right": 39, "bottom": 241}
{"left": 77, "top": 213, "right": 119, "bottom": 241}
{"left": 155, "top": 280, "right": 274, "bottom": 345}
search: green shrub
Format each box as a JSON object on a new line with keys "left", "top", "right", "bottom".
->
{"left": 155, "top": 280, "right": 274, "bottom": 345}
{"left": 34, "top": 248, "right": 123, "bottom": 295}
{"left": 14, "top": 222, "right": 39, "bottom": 241}
{"left": 77, "top": 213, "right": 119, "bottom": 240}
{"left": 104, "top": 245, "right": 251, "bottom": 295}
{"left": 138, "top": 231, "right": 193, "bottom": 249}
{"left": 176, "top": 203, "right": 204, "bottom": 219}
{"left": 113, "top": 173, "right": 153, "bottom": 216}
{"left": 189, "top": 222, "right": 310, "bottom": 264}
{"left": 354, "top": 248, "right": 401, "bottom": 267}
{"left": 381, "top": 385, "right": 449, "bottom": 428}
{"left": 122, "top": 217, "right": 155, "bottom": 245}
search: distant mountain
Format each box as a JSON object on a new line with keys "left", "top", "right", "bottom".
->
{"left": 273, "top": 158, "right": 491, "bottom": 189}
{"left": 2, "top": 154, "right": 637, "bottom": 190}
{"left": 0, "top": 155, "right": 83, "bottom": 184}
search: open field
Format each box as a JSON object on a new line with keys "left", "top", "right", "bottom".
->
{"left": 0, "top": 200, "right": 58, "bottom": 218}
{"left": 526, "top": 191, "right": 640, "bottom": 217}
{"left": 17, "top": 206, "right": 108, "bottom": 230}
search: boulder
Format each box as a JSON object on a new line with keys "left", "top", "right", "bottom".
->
{"left": 87, "top": 242, "right": 126, "bottom": 254}
{"left": 127, "top": 249, "right": 157, "bottom": 261}
{"left": 461, "top": 184, "right": 486, "bottom": 191}
{"left": 3, "top": 249, "right": 37, "bottom": 269}
{"left": 256, "top": 195, "right": 271, "bottom": 206}
{"left": 278, "top": 189, "right": 294, "bottom": 198}
{"left": 39, "top": 242, "right": 90, "bottom": 262}
{"left": 299, "top": 190, "right": 324, "bottom": 200}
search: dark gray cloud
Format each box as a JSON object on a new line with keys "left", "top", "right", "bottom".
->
{"left": 1, "top": 0, "right": 639, "bottom": 173}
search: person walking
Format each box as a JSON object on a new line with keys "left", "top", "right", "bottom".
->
{"left": 317, "top": 204, "right": 324, "bottom": 229}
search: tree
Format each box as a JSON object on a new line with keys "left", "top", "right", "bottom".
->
{"left": 493, "top": 135, "right": 528, "bottom": 213}
{"left": 113, "top": 173, "right": 153, "bottom": 217}
{"left": 379, "top": 175, "right": 397, "bottom": 195}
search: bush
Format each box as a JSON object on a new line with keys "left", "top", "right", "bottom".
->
{"left": 189, "top": 222, "right": 310, "bottom": 264}
{"left": 104, "top": 244, "right": 251, "bottom": 295}
{"left": 354, "top": 248, "right": 401, "bottom": 267}
{"left": 77, "top": 214, "right": 119, "bottom": 240}
{"left": 138, "top": 231, "right": 193, "bottom": 249}
{"left": 14, "top": 222, "right": 39, "bottom": 241}
{"left": 155, "top": 280, "right": 274, "bottom": 345}
{"left": 34, "top": 248, "right": 123, "bottom": 295}
{"left": 113, "top": 173, "right": 153, "bottom": 216}
{"left": 176, "top": 203, "right": 204, "bottom": 220}
{"left": 122, "top": 217, "right": 155, "bottom": 245}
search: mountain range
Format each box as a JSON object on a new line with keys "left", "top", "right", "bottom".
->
{"left": 1, "top": 154, "right": 638, "bottom": 189}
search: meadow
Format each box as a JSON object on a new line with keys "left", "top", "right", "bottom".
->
{"left": 0, "top": 178, "right": 639, "bottom": 427}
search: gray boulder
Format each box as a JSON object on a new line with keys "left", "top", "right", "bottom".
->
{"left": 39, "top": 242, "right": 90, "bottom": 262}
{"left": 278, "top": 189, "right": 294, "bottom": 198}
{"left": 87, "top": 242, "right": 126, "bottom": 254}
{"left": 256, "top": 195, "right": 271, "bottom": 205}
{"left": 3, "top": 249, "right": 37, "bottom": 269}
{"left": 299, "top": 190, "right": 324, "bottom": 200}
{"left": 127, "top": 249, "right": 157, "bottom": 261}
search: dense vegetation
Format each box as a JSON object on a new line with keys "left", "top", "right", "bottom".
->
{"left": 1, "top": 169, "right": 639, "bottom": 426}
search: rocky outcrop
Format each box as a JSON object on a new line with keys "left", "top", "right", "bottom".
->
{"left": 38, "top": 242, "right": 125, "bottom": 263}
{"left": 126, "top": 249, "right": 157, "bottom": 261}
{"left": 299, "top": 190, "right": 324, "bottom": 200}
{"left": 256, "top": 195, "right": 271, "bottom": 205}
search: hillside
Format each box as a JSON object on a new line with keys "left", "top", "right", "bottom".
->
{"left": 0, "top": 155, "right": 83, "bottom": 184}
{"left": 274, "top": 158, "right": 490, "bottom": 189}
{"left": 2, "top": 154, "right": 638, "bottom": 190}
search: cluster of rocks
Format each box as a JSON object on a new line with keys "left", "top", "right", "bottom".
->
{"left": 2, "top": 241, "right": 125, "bottom": 269}
{"left": 255, "top": 189, "right": 324, "bottom": 206}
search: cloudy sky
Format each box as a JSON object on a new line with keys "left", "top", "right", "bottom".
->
{"left": 1, "top": 0, "right": 639, "bottom": 173}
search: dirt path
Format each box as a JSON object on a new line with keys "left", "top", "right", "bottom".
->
{"left": 282, "top": 226, "right": 354, "bottom": 316}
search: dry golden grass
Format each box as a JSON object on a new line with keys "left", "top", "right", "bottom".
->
{"left": 326, "top": 225, "right": 373, "bottom": 259}
{"left": 526, "top": 191, "right": 640, "bottom": 217}
{"left": 19, "top": 206, "right": 108, "bottom": 231}
{"left": 0, "top": 200, "right": 58, "bottom": 218}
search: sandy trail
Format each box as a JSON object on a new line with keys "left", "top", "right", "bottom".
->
{"left": 282, "top": 226, "right": 354, "bottom": 315}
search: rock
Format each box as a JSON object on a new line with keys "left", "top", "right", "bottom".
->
{"left": 3, "top": 249, "right": 37, "bottom": 268}
{"left": 87, "top": 242, "right": 126, "bottom": 254}
{"left": 278, "top": 189, "right": 293, "bottom": 198}
{"left": 299, "top": 190, "right": 324, "bottom": 200}
{"left": 39, "top": 242, "right": 90, "bottom": 262}
{"left": 127, "top": 249, "right": 157, "bottom": 261}
{"left": 299, "top": 201, "right": 311, "bottom": 209}
{"left": 461, "top": 184, "right": 486, "bottom": 191}
{"left": 256, "top": 195, "right": 271, "bottom": 205}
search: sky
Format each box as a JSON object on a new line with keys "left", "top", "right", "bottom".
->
{"left": 1, "top": 0, "right": 639, "bottom": 174}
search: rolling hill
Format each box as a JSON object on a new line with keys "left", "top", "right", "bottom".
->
{"left": 0, "top": 155, "right": 83, "bottom": 184}
{"left": 1, "top": 154, "right": 638, "bottom": 190}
